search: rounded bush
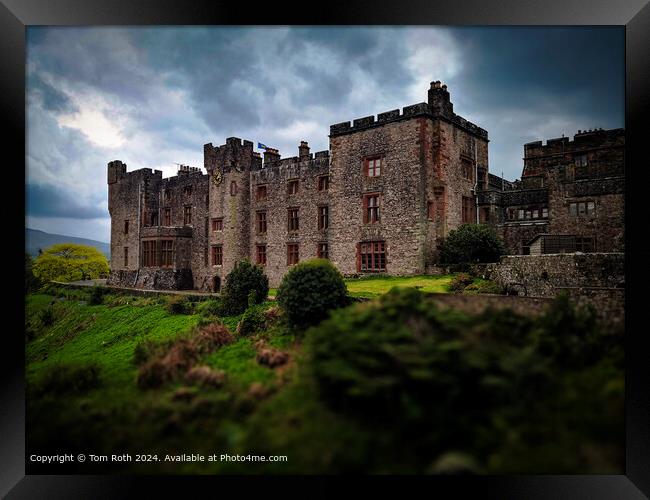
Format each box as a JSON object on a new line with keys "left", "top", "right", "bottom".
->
{"left": 439, "top": 224, "right": 505, "bottom": 265}
{"left": 221, "top": 260, "right": 269, "bottom": 315}
{"left": 448, "top": 273, "right": 473, "bottom": 292}
{"left": 236, "top": 307, "right": 266, "bottom": 336}
{"left": 165, "top": 295, "right": 189, "bottom": 315}
{"left": 276, "top": 258, "right": 349, "bottom": 329}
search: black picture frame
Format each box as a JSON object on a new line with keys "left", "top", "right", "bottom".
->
{"left": 4, "top": 1, "right": 649, "bottom": 497}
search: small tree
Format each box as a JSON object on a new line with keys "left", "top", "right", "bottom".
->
{"left": 277, "top": 258, "right": 349, "bottom": 330}
{"left": 220, "top": 260, "right": 269, "bottom": 315}
{"left": 25, "top": 253, "right": 42, "bottom": 293}
{"left": 32, "top": 243, "right": 110, "bottom": 283}
{"left": 439, "top": 224, "right": 505, "bottom": 265}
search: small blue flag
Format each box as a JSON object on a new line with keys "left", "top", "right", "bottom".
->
{"left": 257, "top": 142, "right": 268, "bottom": 150}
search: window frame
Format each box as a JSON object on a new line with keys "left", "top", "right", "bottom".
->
{"left": 211, "top": 245, "right": 223, "bottom": 266}
{"left": 256, "top": 244, "right": 267, "bottom": 266}
{"left": 163, "top": 208, "right": 171, "bottom": 226}
{"left": 363, "top": 193, "right": 381, "bottom": 224}
{"left": 358, "top": 240, "right": 386, "bottom": 273}
{"left": 256, "top": 184, "right": 268, "bottom": 201}
{"left": 256, "top": 211, "right": 267, "bottom": 234}
{"left": 318, "top": 205, "right": 329, "bottom": 230}
{"left": 364, "top": 155, "right": 383, "bottom": 177}
{"left": 318, "top": 175, "right": 330, "bottom": 191}
{"left": 288, "top": 207, "right": 300, "bottom": 232}
{"left": 317, "top": 242, "right": 329, "bottom": 259}
{"left": 160, "top": 239, "right": 174, "bottom": 268}
{"left": 287, "top": 179, "right": 300, "bottom": 196}
{"left": 287, "top": 243, "right": 300, "bottom": 266}
{"left": 212, "top": 217, "right": 223, "bottom": 232}
{"left": 183, "top": 205, "right": 192, "bottom": 225}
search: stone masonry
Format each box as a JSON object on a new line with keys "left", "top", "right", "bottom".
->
{"left": 107, "top": 82, "right": 624, "bottom": 290}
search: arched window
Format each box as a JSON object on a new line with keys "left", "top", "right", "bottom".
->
{"left": 230, "top": 181, "right": 238, "bottom": 196}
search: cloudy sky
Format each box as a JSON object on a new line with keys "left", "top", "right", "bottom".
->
{"left": 26, "top": 26, "right": 624, "bottom": 243}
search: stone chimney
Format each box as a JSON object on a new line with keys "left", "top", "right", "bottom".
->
{"left": 298, "top": 141, "right": 311, "bottom": 160}
{"left": 428, "top": 81, "right": 453, "bottom": 116}
{"left": 263, "top": 148, "right": 280, "bottom": 166}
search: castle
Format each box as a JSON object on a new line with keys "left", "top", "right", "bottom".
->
{"left": 107, "top": 82, "right": 624, "bottom": 290}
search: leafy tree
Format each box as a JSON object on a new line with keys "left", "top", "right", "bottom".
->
{"left": 32, "top": 243, "right": 109, "bottom": 283}
{"left": 25, "top": 252, "right": 42, "bottom": 292}
{"left": 277, "top": 258, "right": 349, "bottom": 329}
{"left": 439, "top": 224, "right": 505, "bottom": 264}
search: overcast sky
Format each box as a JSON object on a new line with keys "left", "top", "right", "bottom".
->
{"left": 26, "top": 26, "right": 624, "bottom": 243}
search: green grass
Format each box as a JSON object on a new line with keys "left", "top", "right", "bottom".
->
{"left": 269, "top": 274, "right": 455, "bottom": 298}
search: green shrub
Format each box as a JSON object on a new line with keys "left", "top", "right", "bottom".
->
{"left": 165, "top": 295, "right": 189, "bottom": 315}
{"left": 220, "top": 260, "right": 269, "bottom": 315}
{"left": 32, "top": 362, "right": 101, "bottom": 396}
{"left": 448, "top": 273, "right": 473, "bottom": 292}
{"left": 38, "top": 306, "right": 55, "bottom": 327}
{"left": 236, "top": 306, "right": 266, "bottom": 336}
{"left": 439, "top": 224, "right": 505, "bottom": 265}
{"left": 277, "top": 258, "right": 349, "bottom": 329}
{"left": 196, "top": 299, "right": 223, "bottom": 317}
{"left": 89, "top": 285, "right": 108, "bottom": 305}
{"left": 25, "top": 253, "right": 42, "bottom": 293}
{"left": 463, "top": 280, "right": 503, "bottom": 295}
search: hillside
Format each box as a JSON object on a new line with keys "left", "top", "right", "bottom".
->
{"left": 25, "top": 228, "right": 110, "bottom": 259}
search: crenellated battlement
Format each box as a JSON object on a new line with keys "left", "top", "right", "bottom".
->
{"left": 524, "top": 128, "right": 624, "bottom": 158}
{"left": 107, "top": 160, "right": 164, "bottom": 185}
{"left": 329, "top": 102, "right": 487, "bottom": 139}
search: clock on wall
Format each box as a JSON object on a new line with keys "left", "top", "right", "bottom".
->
{"left": 212, "top": 169, "right": 223, "bottom": 186}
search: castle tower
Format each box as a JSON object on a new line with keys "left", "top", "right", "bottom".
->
{"left": 203, "top": 138, "right": 256, "bottom": 291}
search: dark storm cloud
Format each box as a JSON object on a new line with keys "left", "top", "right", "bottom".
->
{"left": 28, "top": 73, "right": 77, "bottom": 113}
{"left": 26, "top": 184, "right": 107, "bottom": 219}
{"left": 25, "top": 26, "right": 624, "bottom": 242}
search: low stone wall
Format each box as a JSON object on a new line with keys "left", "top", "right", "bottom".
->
{"left": 108, "top": 269, "right": 194, "bottom": 290}
{"left": 427, "top": 293, "right": 553, "bottom": 317}
{"left": 485, "top": 253, "right": 624, "bottom": 297}
{"left": 481, "top": 253, "right": 625, "bottom": 327}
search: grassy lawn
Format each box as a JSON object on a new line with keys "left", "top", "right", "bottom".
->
{"left": 269, "top": 274, "right": 455, "bottom": 298}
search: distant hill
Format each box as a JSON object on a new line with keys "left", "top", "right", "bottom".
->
{"left": 26, "top": 228, "right": 111, "bottom": 260}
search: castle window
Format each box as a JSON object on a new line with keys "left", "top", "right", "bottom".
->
{"left": 160, "top": 240, "right": 174, "bottom": 267}
{"left": 123, "top": 247, "right": 128, "bottom": 267}
{"left": 433, "top": 186, "right": 446, "bottom": 221}
{"left": 164, "top": 189, "right": 172, "bottom": 202}
{"left": 570, "top": 201, "right": 595, "bottom": 217}
{"left": 184, "top": 185, "right": 192, "bottom": 197}
{"left": 427, "top": 201, "right": 434, "bottom": 220}
{"left": 256, "top": 185, "right": 267, "bottom": 201}
{"left": 287, "top": 243, "right": 299, "bottom": 265}
{"left": 230, "top": 181, "right": 238, "bottom": 196}
{"left": 318, "top": 205, "right": 329, "bottom": 230}
{"left": 576, "top": 237, "right": 595, "bottom": 253}
{"left": 575, "top": 154, "right": 588, "bottom": 167}
{"left": 358, "top": 241, "right": 386, "bottom": 272}
{"left": 287, "top": 179, "right": 299, "bottom": 195}
{"left": 461, "top": 158, "right": 474, "bottom": 181}
{"left": 363, "top": 193, "right": 380, "bottom": 224}
{"left": 257, "top": 211, "right": 267, "bottom": 234}
{"left": 318, "top": 175, "right": 329, "bottom": 191}
{"left": 288, "top": 208, "right": 299, "bottom": 232}
{"left": 508, "top": 209, "right": 516, "bottom": 221}
{"left": 124, "top": 220, "right": 129, "bottom": 234}
{"left": 256, "top": 245, "right": 267, "bottom": 266}
{"left": 364, "top": 156, "right": 382, "bottom": 177}
{"left": 164, "top": 208, "right": 171, "bottom": 226}
{"left": 212, "top": 218, "right": 223, "bottom": 232}
{"left": 517, "top": 209, "right": 525, "bottom": 220}
{"left": 462, "top": 196, "right": 475, "bottom": 223}
{"left": 151, "top": 212, "right": 158, "bottom": 226}
{"left": 317, "top": 242, "right": 329, "bottom": 259}
{"left": 525, "top": 210, "right": 532, "bottom": 220}
{"left": 183, "top": 206, "right": 192, "bottom": 225}
{"left": 141, "top": 240, "right": 157, "bottom": 267}
{"left": 211, "top": 245, "right": 223, "bottom": 266}
{"left": 532, "top": 209, "right": 539, "bottom": 219}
